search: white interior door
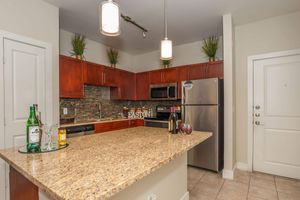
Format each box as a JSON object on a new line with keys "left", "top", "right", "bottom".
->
{"left": 4, "top": 38, "right": 46, "bottom": 148}
{"left": 253, "top": 53, "right": 300, "bottom": 179}
{"left": 1, "top": 38, "right": 47, "bottom": 200}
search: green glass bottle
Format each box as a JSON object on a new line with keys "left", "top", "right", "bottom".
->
{"left": 26, "top": 106, "right": 40, "bottom": 152}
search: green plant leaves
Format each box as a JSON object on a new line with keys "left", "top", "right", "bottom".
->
{"left": 202, "top": 36, "right": 219, "bottom": 59}
{"left": 70, "top": 34, "right": 86, "bottom": 58}
{"left": 107, "top": 48, "right": 119, "bottom": 65}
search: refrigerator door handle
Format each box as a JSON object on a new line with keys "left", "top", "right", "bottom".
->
{"left": 182, "top": 84, "right": 186, "bottom": 123}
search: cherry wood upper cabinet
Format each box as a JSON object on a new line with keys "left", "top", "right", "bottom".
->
{"left": 206, "top": 61, "right": 224, "bottom": 79}
{"left": 84, "top": 61, "right": 103, "bottom": 86}
{"left": 111, "top": 69, "right": 136, "bottom": 100}
{"left": 161, "top": 68, "right": 178, "bottom": 83}
{"left": 135, "top": 72, "right": 150, "bottom": 100}
{"left": 59, "top": 55, "right": 84, "bottom": 98}
{"left": 120, "top": 70, "right": 136, "bottom": 100}
{"left": 149, "top": 70, "right": 163, "bottom": 84}
{"left": 103, "top": 67, "right": 118, "bottom": 87}
{"left": 188, "top": 63, "right": 207, "bottom": 80}
{"left": 149, "top": 68, "right": 178, "bottom": 84}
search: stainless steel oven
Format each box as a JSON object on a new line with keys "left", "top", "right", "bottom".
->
{"left": 149, "top": 83, "right": 177, "bottom": 100}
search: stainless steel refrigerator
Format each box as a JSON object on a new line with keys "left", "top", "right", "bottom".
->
{"left": 182, "top": 78, "right": 224, "bottom": 172}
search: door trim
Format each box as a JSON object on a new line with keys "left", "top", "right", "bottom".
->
{"left": 0, "top": 30, "right": 53, "bottom": 200}
{"left": 247, "top": 48, "right": 300, "bottom": 172}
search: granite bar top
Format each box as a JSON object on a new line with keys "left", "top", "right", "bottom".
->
{"left": 0, "top": 127, "right": 212, "bottom": 200}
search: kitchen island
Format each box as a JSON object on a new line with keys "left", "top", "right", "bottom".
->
{"left": 0, "top": 127, "right": 211, "bottom": 200}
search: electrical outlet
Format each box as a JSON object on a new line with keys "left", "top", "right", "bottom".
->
{"left": 63, "top": 108, "right": 68, "bottom": 115}
{"left": 147, "top": 193, "right": 157, "bottom": 200}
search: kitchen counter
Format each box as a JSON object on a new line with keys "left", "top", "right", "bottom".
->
{"left": 0, "top": 127, "right": 211, "bottom": 200}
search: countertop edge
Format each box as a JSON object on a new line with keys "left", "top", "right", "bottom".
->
{"left": 0, "top": 131, "right": 212, "bottom": 200}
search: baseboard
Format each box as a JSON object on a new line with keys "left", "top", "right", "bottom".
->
{"left": 236, "top": 162, "right": 250, "bottom": 171}
{"left": 222, "top": 163, "right": 236, "bottom": 180}
{"left": 180, "top": 191, "right": 189, "bottom": 200}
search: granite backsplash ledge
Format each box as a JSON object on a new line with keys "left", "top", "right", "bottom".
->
{"left": 60, "top": 85, "right": 181, "bottom": 122}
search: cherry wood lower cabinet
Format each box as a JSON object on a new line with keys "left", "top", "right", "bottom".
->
{"left": 95, "top": 119, "right": 144, "bottom": 134}
{"left": 10, "top": 166, "right": 38, "bottom": 200}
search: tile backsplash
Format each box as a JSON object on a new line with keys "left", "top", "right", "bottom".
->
{"left": 60, "top": 85, "right": 180, "bottom": 122}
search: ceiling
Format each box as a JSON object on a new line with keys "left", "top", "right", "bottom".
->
{"left": 43, "top": 0, "right": 300, "bottom": 55}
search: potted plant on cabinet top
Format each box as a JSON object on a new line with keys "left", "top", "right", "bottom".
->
{"left": 70, "top": 34, "right": 86, "bottom": 60}
{"left": 161, "top": 59, "right": 171, "bottom": 68}
{"left": 202, "top": 36, "right": 219, "bottom": 63}
{"left": 107, "top": 48, "right": 119, "bottom": 68}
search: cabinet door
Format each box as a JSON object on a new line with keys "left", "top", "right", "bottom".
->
{"left": 111, "top": 120, "right": 130, "bottom": 130}
{"left": 103, "top": 67, "right": 118, "bottom": 87}
{"left": 111, "top": 70, "right": 135, "bottom": 100}
{"left": 149, "top": 70, "right": 163, "bottom": 84}
{"left": 135, "top": 72, "right": 149, "bottom": 100}
{"left": 84, "top": 62, "right": 103, "bottom": 85}
{"left": 162, "top": 68, "right": 178, "bottom": 83}
{"left": 177, "top": 66, "right": 189, "bottom": 99}
{"left": 129, "top": 119, "right": 144, "bottom": 127}
{"left": 188, "top": 63, "right": 207, "bottom": 80}
{"left": 206, "top": 61, "right": 223, "bottom": 79}
{"left": 59, "top": 55, "right": 84, "bottom": 98}
{"left": 120, "top": 70, "right": 136, "bottom": 100}
{"left": 95, "top": 123, "right": 113, "bottom": 133}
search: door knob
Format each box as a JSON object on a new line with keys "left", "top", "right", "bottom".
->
{"left": 255, "top": 105, "right": 260, "bottom": 110}
{"left": 255, "top": 121, "right": 265, "bottom": 126}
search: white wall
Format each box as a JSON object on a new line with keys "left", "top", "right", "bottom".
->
{"left": 235, "top": 11, "right": 300, "bottom": 165}
{"left": 0, "top": 0, "right": 59, "bottom": 199}
{"left": 60, "top": 30, "right": 223, "bottom": 73}
{"left": 0, "top": 0, "right": 59, "bottom": 124}
{"left": 132, "top": 38, "right": 223, "bottom": 72}
{"left": 222, "top": 14, "right": 236, "bottom": 179}
{"left": 60, "top": 29, "right": 135, "bottom": 72}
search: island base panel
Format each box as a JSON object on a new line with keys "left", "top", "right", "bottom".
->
{"left": 10, "top": 166, "right": 38, "bottom": 200}
{"left": 111, "top": 153, "right": 188, "bottom": 200}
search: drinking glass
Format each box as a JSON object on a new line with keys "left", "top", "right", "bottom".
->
{"left": 41, "top": 124, "right": 58, "bottom": 151}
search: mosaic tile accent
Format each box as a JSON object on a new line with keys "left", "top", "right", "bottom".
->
{"left": 60, "top": 85, "right": 181, "bottom": 121}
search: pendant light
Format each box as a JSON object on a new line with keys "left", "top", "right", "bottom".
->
{"left": 100, "top": 0, "right": 120, "bottom": 36}
{"left": 160, "top": 0, "right": 172, "bottom": 60}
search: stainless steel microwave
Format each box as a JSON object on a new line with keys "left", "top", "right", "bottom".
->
{"left": 149, "top": 83, "right": 178, "bottom": 100}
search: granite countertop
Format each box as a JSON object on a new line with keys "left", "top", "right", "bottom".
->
{"left": 60, "top": 118, "right": 140, "bottom": 128}
{"left": 0, "top": 127, "right": 212, "bottom": 200}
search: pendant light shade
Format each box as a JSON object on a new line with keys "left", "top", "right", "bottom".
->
{"left": 160, "top": 0, "right": 172, "bottom": 60}
{"left": 161, "top": 38, "right": 172, "bottom": 60}
{"left": 100, "top": 0, "right": 120, "bottom": 36}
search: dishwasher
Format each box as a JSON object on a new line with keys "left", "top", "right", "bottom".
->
{"left": 65, "top": 124, "right": 95, "bottom": 138}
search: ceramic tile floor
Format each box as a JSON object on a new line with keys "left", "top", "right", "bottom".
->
{"left": 188, "top": 166, "right": 300, "bottom": 200}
